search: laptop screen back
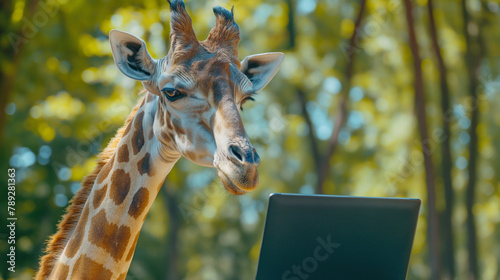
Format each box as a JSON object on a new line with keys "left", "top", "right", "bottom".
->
{"left": 256, "top": 193, "right": 420, "bottom": 280}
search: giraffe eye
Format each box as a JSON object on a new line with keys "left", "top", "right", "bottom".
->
{"left": 240, "top": 96, "right": 255, "bottom": 110}
{"left": 161, "top": 87, "right": 185, "bottom": 102}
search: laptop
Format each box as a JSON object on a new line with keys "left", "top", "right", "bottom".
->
{"left": 255, "top": 193, "right": 421, "bottom": 280}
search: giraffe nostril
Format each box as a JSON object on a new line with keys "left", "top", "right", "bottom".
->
{"left": 229, "top": 144, "right": 244, "bottom": 163}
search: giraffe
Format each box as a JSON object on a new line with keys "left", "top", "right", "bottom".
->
{"left": 35, "top": 1, "right": 284, "bottom": 279}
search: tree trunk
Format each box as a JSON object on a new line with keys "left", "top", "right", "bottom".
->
{"left": 285, "top": 0, "right": 295, "bottom": 50}
{"left": 464, "top": 61, "right": 480, "bottom": 280}
{"left": 461, "top": 0, "right": 484, "bottom": 278}
{"left": 403, "top": 0, "right": 441, "bottom": 279}
{"left": 426, "top": 0, "right": 455, "bottom": 278}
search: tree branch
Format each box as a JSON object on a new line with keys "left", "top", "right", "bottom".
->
{"left": 287, "top": 0, "right": 322, "bottom": 188}
{"left": 297, "top": 89, "right": 321, "bottom": 172}
{"left": 316, "top": 0, "right": 367, "bottom": 194}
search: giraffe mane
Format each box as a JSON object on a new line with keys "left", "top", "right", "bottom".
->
{"left": 35, "top": 94, "right": 147, "bottom": 280}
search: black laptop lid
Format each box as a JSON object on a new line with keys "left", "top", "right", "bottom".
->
{"left": 256, "top": 193, "right": 421, "bottom": 280}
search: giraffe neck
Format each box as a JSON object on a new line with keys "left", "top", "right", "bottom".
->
{"left": 49, "top": 93, "right": 180, "bottom": 280}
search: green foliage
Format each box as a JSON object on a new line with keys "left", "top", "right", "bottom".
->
{"left": 1, "top": 0, "right": 499, "bottom": 279}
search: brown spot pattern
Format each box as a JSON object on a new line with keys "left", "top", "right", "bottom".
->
{"left": 71, "top": 254, "right": 113, "bottom": 280}
{"left": 185, "top": 151, "right": 197, "bottom": 161}
{"left": 96, "top": 157, "right": 114, "bottom": 184}
{"left": 148, "top": 128, "right": 154, "bottom": 140}
{"left": 198, "top": 120, "right": 212, "bottom": 132}
{"left": 123, "top": 121, "right": 133, "bottom": 137}
{"left": 117, "top": 273, "right": 128, "bottom": 280}
{"left": 132, "top": 111, "right": 145, "bottom": 155}
{"left": 172, "top": 118, "right": 186, "bottom": 135}
{"left": 161, "top": 131, "right": 172, "bottom": 143}
{"left": 147, "top": 93, "right": 154, "bottom": 103}
{"left": 93, "top": 184, "right": 107, "bottom": 209}
{"left": 166, "top": 118, "right": 173, "bottom": 130}
{"left": 117, "top": 145, "right": 129, "bottom": 163}
{"left": 168, "top": 132, "right": 175, "bottom": 141}
{"left": 52, "top": 263, "right": 70, "bottom": 279}
{"left": 88, "top": 210, "right": 131, "bottom": 261}
{"left": 126, "top": 233, "right": 141, "bottom": 262}
{"left": 64, "top": 204, "right": 90, "bottom": 258}
{"left": 110, "top": 169, "right": 131, "bottom": 205}
{"left": 128, "top": 188, "right": 149, "bottom": 219}
{"left": 137, "top": 153, "right": 156, "bottom": 176}
{"left": 158, "top": 106, "right": 165, "bottom": 127}
{"left": 159, "top": 115, "right": 165, "bottom": 127}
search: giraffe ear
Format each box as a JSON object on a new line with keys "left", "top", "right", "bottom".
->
{"left": 240, "top": 52, "right": 285, "bottom": 92}
{"left": 109, "top": 30, "right": 157, "bottom": 81}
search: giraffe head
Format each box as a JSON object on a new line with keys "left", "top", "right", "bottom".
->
{"left": 109, "top": 0, "right": 284, "bottom": 195}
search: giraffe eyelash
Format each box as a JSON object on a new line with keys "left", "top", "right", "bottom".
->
{"left": 240, "top": 96, "right": 255, "bottom": 111}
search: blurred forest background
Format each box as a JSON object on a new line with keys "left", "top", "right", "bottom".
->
{"left": 1, "top": 0, "right": 499, "bottom": 279}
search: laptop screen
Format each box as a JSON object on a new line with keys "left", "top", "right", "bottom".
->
{"left": 256, "top": 193, "right": 420, "bottom": 280}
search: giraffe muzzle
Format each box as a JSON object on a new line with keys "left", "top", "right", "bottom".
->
{"left": 214, "top": 143, "right": 260, "bottom": 195}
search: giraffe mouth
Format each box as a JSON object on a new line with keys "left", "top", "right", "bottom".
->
{"left": 217, "top": 170, "right": 248, "bottom": 195}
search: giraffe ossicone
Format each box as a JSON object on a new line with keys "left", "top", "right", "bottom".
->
{"left": 36, "top": 0, "right": 284, "bottom": 279}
